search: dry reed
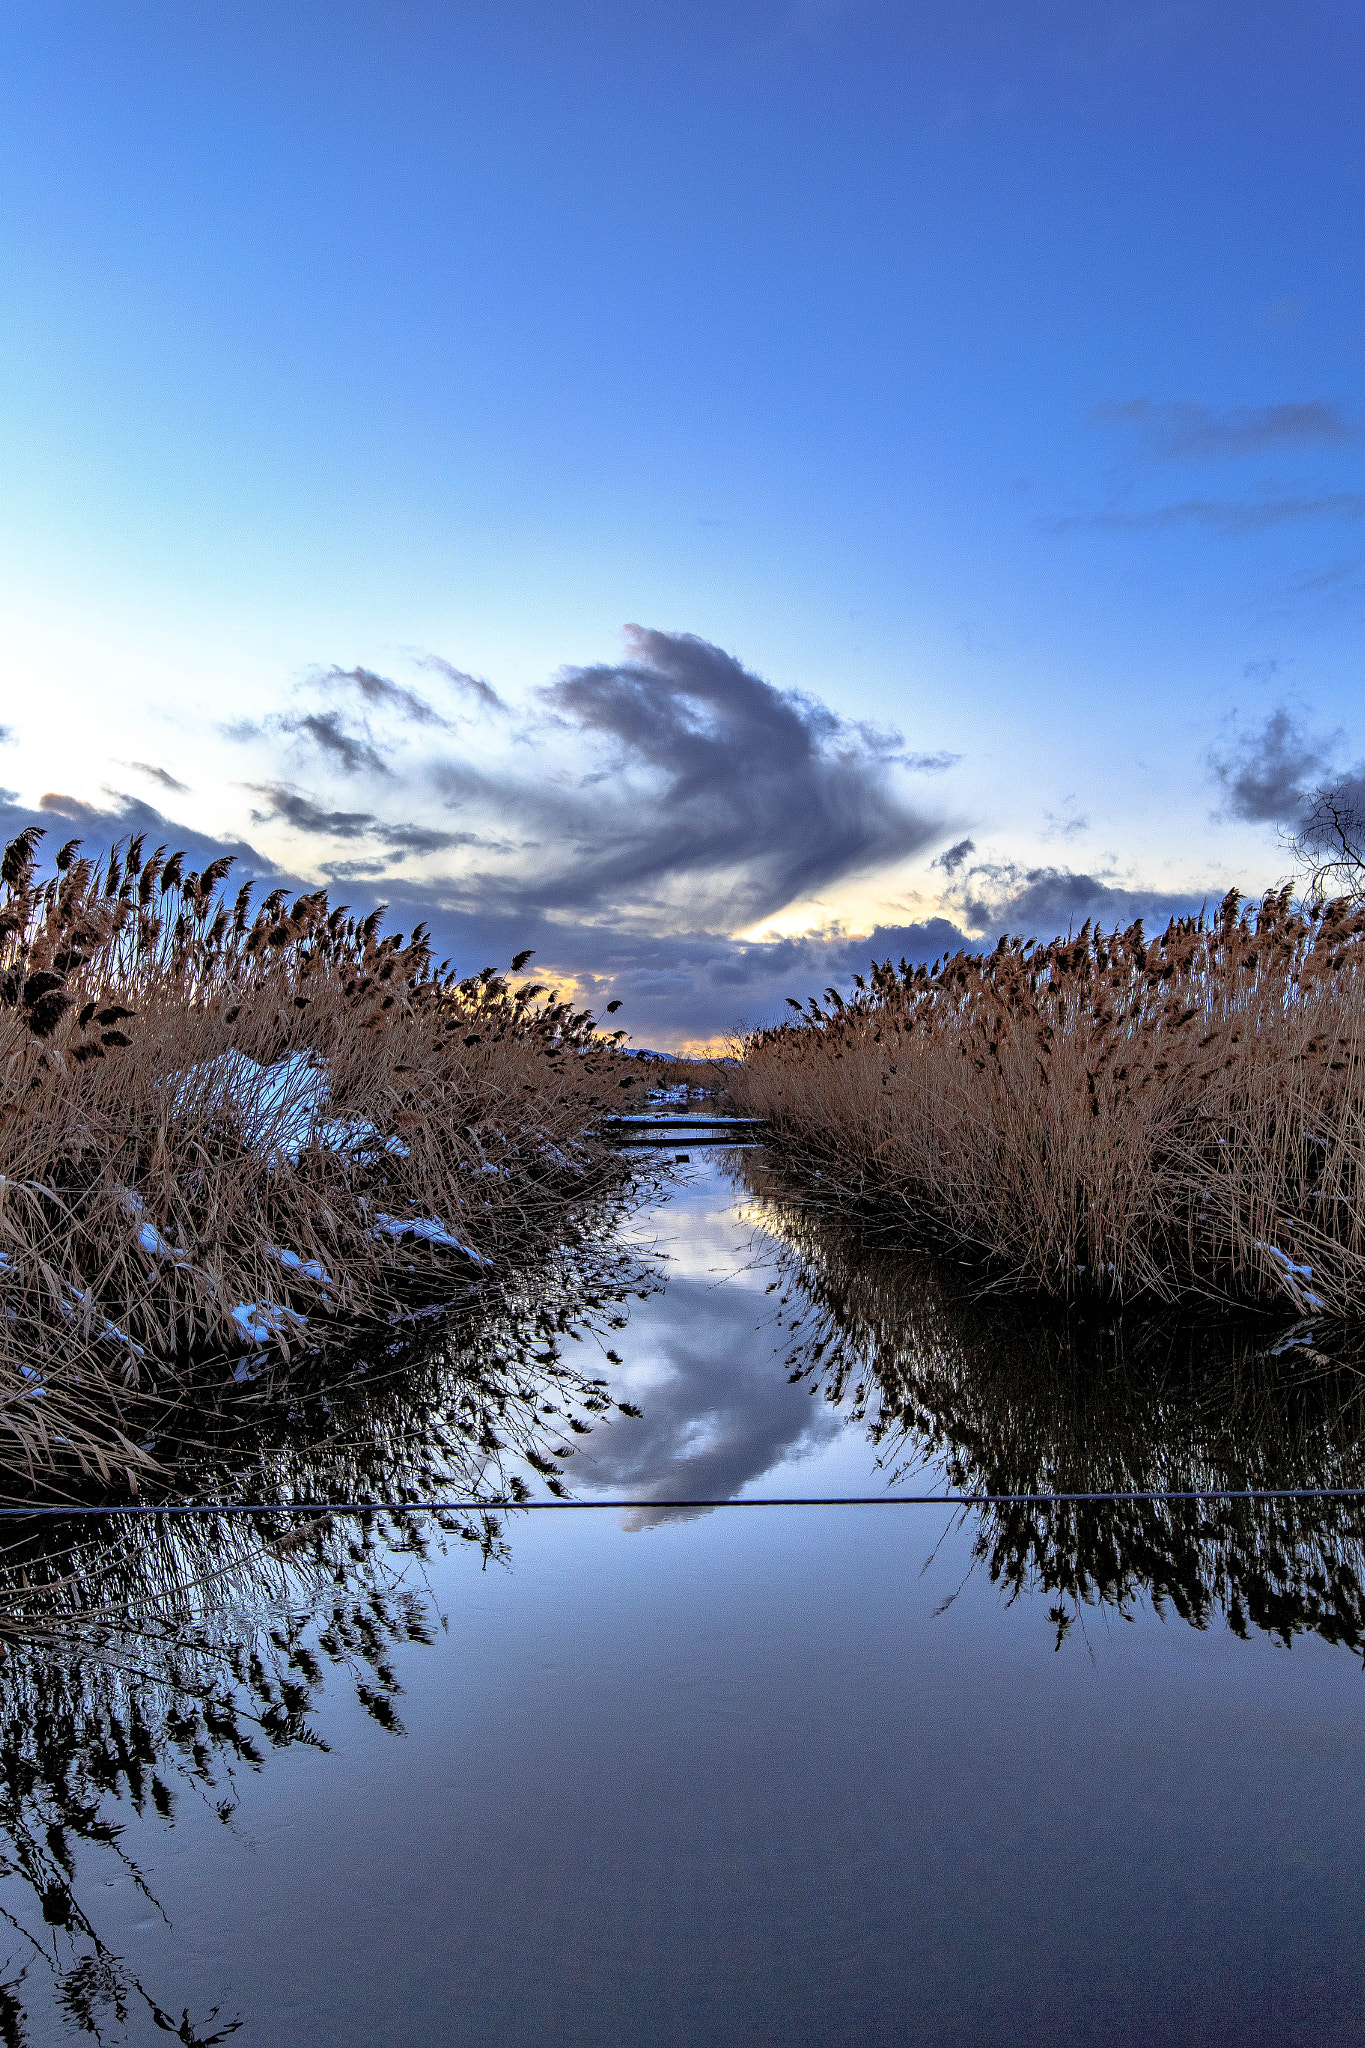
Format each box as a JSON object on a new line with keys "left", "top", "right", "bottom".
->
{"left": 0, "top": 826, "right": 648, "bottom": 1489}
{"left": 731, "top": 888, "right": 1365, "bottom": 1315}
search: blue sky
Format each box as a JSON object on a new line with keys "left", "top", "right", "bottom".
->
{"left": 0, "top": 0, "right": 1361, "bottom": 1043}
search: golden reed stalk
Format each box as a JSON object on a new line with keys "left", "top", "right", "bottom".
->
{"left": 730, "top": 890, "right": 1365, "bottom": 1315}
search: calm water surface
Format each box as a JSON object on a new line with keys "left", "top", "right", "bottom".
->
{"left": 4, "top": 1144, "right": 1365, "bottom": 2045}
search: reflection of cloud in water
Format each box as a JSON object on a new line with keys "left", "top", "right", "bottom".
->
{"left": 586, "top": 1173, "right": 843, "bottom": 1528}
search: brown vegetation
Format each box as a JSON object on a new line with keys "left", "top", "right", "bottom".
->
{"left": 0, "top": 826, "right": 647, "bottom": 1491}
{"left": 731, "top": 888, "right": 1365, "bottom": 1315}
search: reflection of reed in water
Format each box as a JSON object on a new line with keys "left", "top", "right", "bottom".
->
{"left": 0, "top": 1221, "right": 652, "bottom": 2042}
{"left": 730, "top": 1153, "right": 1365, "bottom": 1656}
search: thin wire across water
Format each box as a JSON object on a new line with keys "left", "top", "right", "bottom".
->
{"left": 4, "top": 1489, "right": 1365, "bottom": 1517}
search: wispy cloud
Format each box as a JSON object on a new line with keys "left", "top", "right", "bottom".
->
{"left": 382, "top": 822, "right": 495, "bottom": 854}
{"left": 318, "top": 857, "right": 403, "bottom": 880}
{"left": 244, "top": 784, "right": 378, "bottom": 839}
{"left": 241, "top": 782, "right": 506, "bottom": 857}
{"left": 129, "top": 761, "right": 190, "bottom": 794}
{"left": 283, "top": 709, "right": 391, "bottom": 777}
{"left": 1051, "top": 493, "right": 1365, "bottom": 537}
{"left": 1095, "top": 397, "right": 1360, "bottom": 458}
{"left": 1288, "top": 551, "right": 1365, "bottom": 596}
{"left": 322, "top": 665, "right": 451, "bottom": 727}
{"left": 415, "top": 653, "right": 508, "bottom": 715}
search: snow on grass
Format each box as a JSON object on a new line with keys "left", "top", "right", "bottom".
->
{"left": 374, "top": 1214, "right": 491, "bottom": 1265}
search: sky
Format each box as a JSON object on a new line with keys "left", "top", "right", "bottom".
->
{"left": 0, "top": 0, "right": 1361, "bottom": 1046}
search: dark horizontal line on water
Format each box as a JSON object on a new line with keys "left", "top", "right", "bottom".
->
{"left": 617, "top": 1138, "right": 756, "bottom": 1147}
{"left": 2, "top": 1490, "right": 1365, "bottom": 1518}
{"left": 606, "top": 1116, "right": 765, "bottom": 1127}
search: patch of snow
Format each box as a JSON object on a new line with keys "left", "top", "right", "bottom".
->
{"left": 268, "top": 1247, "right": 332, "bottom": 1283}
{"left": 374, "top": 1214, "right": 491, "bottom": 1265}
{"left": 174, "top": 1050, "right": 329, "bottom": 1163}
{"left": 315, "top": 1118, "right": 410, "bottom": 1160}
{"left": 1256, "top": 1242, "right": 1314, "bottom": 1279}
{"left": 138, "top": 1221, "right": 191, "bottom": 1262}
{"left": 231, "top": 1301, "right": 307, "bottom": 1344}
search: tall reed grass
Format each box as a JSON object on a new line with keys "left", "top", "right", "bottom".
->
{"left": 731, "top": 888, "right": 1365, "bottom": 1314}
{"left": 0, "top": 826, "right": 646, "bottom": 1490}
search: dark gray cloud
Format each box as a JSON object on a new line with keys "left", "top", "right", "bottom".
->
{"left": 1096, "top": 397, "right": 1360, "bottom": 459}
{"left": 130, "top": 761, "right": 190, "bottom": 794}
{"left": 1051, "top": 494, "right": 1365, "bottom": 537}
{"left": 40, "top": 792, "right": 111, "bottom": 826}
{"left": 240, "top": 784, "right": 508, "bottom": 859}
{"left": 933, "top": 836, "right": 976, "bottom": 874}
{"left": 416, "top": 653, "right": 508, "bottom": 715}
{"left": 323, "top": 665, "right": 450, "bottom": 728}
{"left": 947, "top": 859, "right": 1207, "bottom": 941}
{"left": 382, "top": 822, "right": 492, "bottom": 854}
{"left": 0, "top": 782, "right": 1233, "bottom": 1045}
{"left": 356, "top": 872, "right": 981, "bottom": 1042}
{"left": 1208, "top": 707, "right": 1347, "bottom": 826}
{"left": 14, "top": 793, "right": 280, "bottom": 883}
{"left": 318, "top": 857, "right": 404, "bottom": 880}
{"left": 244, "top": 783, "right": 378, "bottom": 840}
{"left": 78, "top": 623, "right": 1258, "bottom": 1042}
{"left": 217, "top": 629, "right": 947, "bottom": 939}
{"left": 285, "top": 709, "right": 391, "bottom": 777}
{"left": 223, "top": 700, "right": 396, "bottom": 777}
{"left": 434, "top": 626, "right": 942, "bottom": 927}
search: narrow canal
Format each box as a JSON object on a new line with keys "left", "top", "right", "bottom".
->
{"left": 4, "top": 1136, "right": 1365, "bottom": 2044}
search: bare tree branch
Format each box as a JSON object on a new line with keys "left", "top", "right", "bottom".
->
{"left": 1285, "top": 782, "right": 1365, "bottom": 904}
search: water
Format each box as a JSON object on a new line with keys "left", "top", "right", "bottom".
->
{"left": 4, "top": 1144, "right": 1365, "bottom": 2044}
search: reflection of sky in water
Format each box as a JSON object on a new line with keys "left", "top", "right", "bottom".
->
{"left": 30, "top": 1496, "right": 1365, "bottom": 2048}
{"left": 570, "top": 1154, "right": 926, "bottom": 1524}
{"left": 6, "top": 1150, "right": 1365, "bottom": 2044}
